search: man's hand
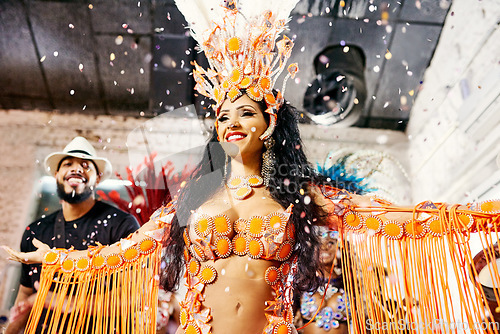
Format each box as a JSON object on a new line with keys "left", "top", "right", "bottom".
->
{"left": 1, "top": 239, "right": 50, "bottom": 264}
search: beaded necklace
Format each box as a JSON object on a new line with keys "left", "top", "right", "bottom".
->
{"left": 226, "top": 174, "right": 263, "bottom": 200}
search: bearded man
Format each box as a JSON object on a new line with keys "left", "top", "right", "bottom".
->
{"left": 6, "top": 136, "right": 139, "bottom": 334}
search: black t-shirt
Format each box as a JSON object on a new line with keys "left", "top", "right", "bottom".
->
{"left": 20, "top": 201, "right": 140, "bottom": 290}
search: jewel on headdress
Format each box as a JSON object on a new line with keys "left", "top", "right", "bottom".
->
{"left": 221, "top": 79, "right": 231, "bottom": 90}
{"left": 287, "top": 63, "right": 299, "bottom": 78}
{"left": 264, "top": 93, "right": 276, "bottom": 106}
{"left": 227, "top": 36, "right": 242, "bottom": 54}
{"left": 240, "top": 76, "right": 252, "bottom": 88}
{"left": 247, "top": 86, "right": 263, "bottom": 101}
{"left": 227, "top": 86, "right": 242, "bottom": 101}
{"left": 229, "top": 67, "right": 243, "bottom": 85}
{"left": 258, "top": 76, "right": 272, "bottom": 93}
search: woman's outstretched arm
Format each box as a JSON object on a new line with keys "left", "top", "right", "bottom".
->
{"left": 316, "top": 185, "right": 500, "bottom": 334}
{"left": 1, "top": 203, "right": 176, "bottom": 334}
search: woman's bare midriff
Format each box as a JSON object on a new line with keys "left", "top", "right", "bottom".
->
{"left": 204, "top": 256, "right": 279, "bottom": 333}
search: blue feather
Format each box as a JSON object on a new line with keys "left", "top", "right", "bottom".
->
{"left": 316, "top": 158, "right": 374, "bottom": 195}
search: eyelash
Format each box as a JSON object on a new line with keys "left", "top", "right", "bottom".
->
{"left": 218, "top": 115, "right": 229, "bottom": 122}
{"left": 218, "top": 110, "right": 255, "bottom": 122}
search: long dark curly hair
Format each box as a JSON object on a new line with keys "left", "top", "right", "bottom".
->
{"left": 161, "top": 98, "right": 335, "bottom": 294}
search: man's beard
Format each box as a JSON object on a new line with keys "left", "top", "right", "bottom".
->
{"left": 56, "top": 180, "right": 93, "bottom": 204}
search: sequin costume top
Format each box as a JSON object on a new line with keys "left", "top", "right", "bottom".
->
{"left": 180, "top": 204, "right": 298, "bottom": 334}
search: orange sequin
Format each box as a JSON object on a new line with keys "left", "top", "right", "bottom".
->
{"left": 76, "top": 257, "right": 90, "bottom": 271}
{"left": 227, "top": 37, "right": 241, "bottom": 54}
{"left": 215, "top": 236, "right": 232, "bottom": 258}
{"left": 190, "top": 244, "right": 207, "bottom": 262}
{"left": 364, "top": 216, "right": 382, "bottom": 232}
{"left": 214, "top": 86, "right": 223, "bottom": 103}
{"left": 195, "top": 215, "right": 212, "bottom": 237}
{"left": 258, "top": 76, "right": 271, "bottom": 92}
{"left": 246, "top": 86, "right": 263, "bottom": 101}
{"left": 454, "top": 214, "right": 473, "bottom": 230}
{"left": 214, "top": 215, "right": 231, "bottom": 236}
{"left": 248, "top": 216, "right": 266, "bottom": 237}
{"left": 480, "top": 200, "right": 500, "bottom": 213}
{"left": 343, "top": 212, "right": 363, "bottom": 230}
{"left": 247, "top": 239, "right": 264, "bottom": 258}
{"left": 229, "top": 67, "right": 243, "bottom": 84}
{"left": 185, "top": 322, "right": 201, "bottom": 334}
{"left": 188, "top": 258, "right": 200, "bottom": 276}
{"left": 123, "top": 248, "right": 140, "bottom": 262}
{"left": 280, "top": 262, "right": 290, "bottom": 276}
{"left": 240, "top": 76, "right": 252, "bottom": 88}
{"left": 247, "top": 176, "right": 263, "bottom": 186}
{"left": 227, "top": 86, "right": 242, "bottom": 101}
{"left": 62, "top": 259, "right": 75, "bottom": 272}
{"left": 273, "top": 322, "right": 292, "bottom": 334}
{"left": 265, "top": 93, "right": 277, "bottom": 106}
{"left": 106, "top": 254, "right": 123, "bottom": 269}
{"left": 404, "top": 220, "right": 426, "bottom": 238}
{"left": 382, "top": 221, "right": 404, "bottom": 239}
{"left": 228, "top": 177, "right": 243, "bottom": 187}
{"left": 427, "top": 218, "right": 446, "bottom": 237}
{"left": 276, "top": 241, "right": 292, "bottom": 261}
{"left": 234, "top": 218, "right": 247, "bottom": 233}
{"left": 44, "top": 251, "right": 59, "bottom": 265}
{"left": 235, "top": 186, "right": 251, "bottom": 199}
{"left": 286, "top": 222, "right": 295, "bottom": 239}
{"left": 221, "top": 79, "right": 231, "bottom": 90}
{"left": 180, "top": 308, "right": 189, "bottom": 328}
{"left": 92, "top": 255, "right": 105, "bottom": 269}
{"left": 199, "top": 265, "right": 217, "bottom": 284}
{"left": 233, "top": 235, "right": 247, "bottom": 255}
{"left": 183, "top": 228, "right": 191, "bottom": 246}
{"left": 139, "top": 238, "right": 157, "bottom": 254}
{"left": 265, "top": 266, "right": 280, "bottom": 285}
{"left": 269, "top": 214, "right": 285, "bottom": 232}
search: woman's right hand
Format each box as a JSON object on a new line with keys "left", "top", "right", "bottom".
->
{"left": 1, "top": 238, "right": 50, "bottom": 264}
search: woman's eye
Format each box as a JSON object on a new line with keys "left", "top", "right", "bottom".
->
{"left": 218, "top": 115, "right": 228, "bottom": 122}
{"left": 242, "top": 111, "right": 255, "bottom": 116}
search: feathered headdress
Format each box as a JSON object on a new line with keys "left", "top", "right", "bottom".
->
{"left": 175, "top": 0, "right": 300, "bottom": 140}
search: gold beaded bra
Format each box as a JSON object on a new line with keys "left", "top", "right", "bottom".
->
{"left": 185, "top": 204, "right": 295, "bottom": 263}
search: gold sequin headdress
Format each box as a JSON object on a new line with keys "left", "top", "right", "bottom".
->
{"left": 175, "top": 0, "right": 300, "bottom": 140}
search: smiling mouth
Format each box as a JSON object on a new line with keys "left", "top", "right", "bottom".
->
{"left": 226, "top": 133, "right": 247, "bottom": 142}
{"left": 65, "top": 175, "right": 87, "bottom": 186}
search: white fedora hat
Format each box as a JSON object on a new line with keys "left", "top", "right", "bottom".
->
{"left": 44, "top": 136, "right": 113, "bottom": 180}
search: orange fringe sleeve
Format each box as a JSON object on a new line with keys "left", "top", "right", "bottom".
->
{"left": 323, "top": 186, "right": 500, "bottom": 334}
{"left": 25, "top": 203, "right": 175, "bottom": 334}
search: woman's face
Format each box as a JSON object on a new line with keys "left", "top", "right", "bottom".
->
{"left": 319, "top": 236, "right": 337, "bottom": 266}
{"left": 217, "top": 94, "right": 268, "bottom": 159}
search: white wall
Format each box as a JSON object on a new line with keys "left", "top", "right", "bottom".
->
{"left": 407, "top": 0, "right": 500, "bottom": 204}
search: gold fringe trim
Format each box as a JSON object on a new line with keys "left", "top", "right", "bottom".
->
{"left": 342, "top": 202, "right": 500, "bottom": 334}
{"left": 26, "top": 246, "right": 162, "bottom": 334}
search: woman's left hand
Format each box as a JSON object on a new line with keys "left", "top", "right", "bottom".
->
{"left": 1, "top": 239, "right": 50, "bottom": 264}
